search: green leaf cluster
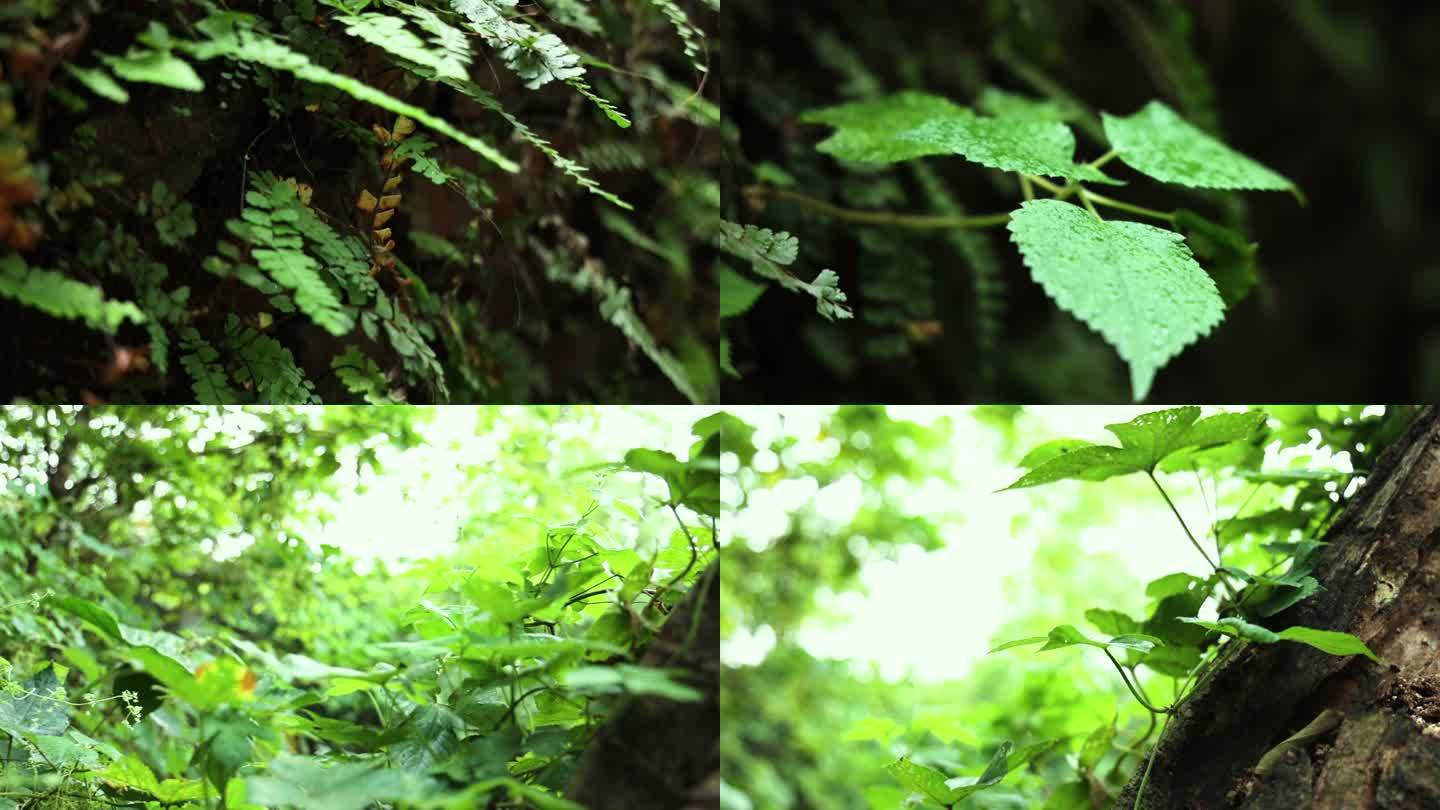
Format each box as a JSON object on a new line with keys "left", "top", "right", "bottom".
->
{"left": 787, "top": 88, "right": 1299, "bottom": 399}
{"left": 0, "top": 407, "right": 715, "bottom": 810}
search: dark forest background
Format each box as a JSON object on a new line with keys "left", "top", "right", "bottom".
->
{"left": 721, "top": 0, "right": 1440, "bottom": 403}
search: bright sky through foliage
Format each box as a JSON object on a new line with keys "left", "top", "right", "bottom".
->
{"left": 309, "top": 407, "right": 710, "bottom": 563}
{"left": 722, "top": 406, "right": 1358, "bottom": 683}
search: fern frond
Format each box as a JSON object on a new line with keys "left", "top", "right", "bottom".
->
{"left": 715, "top": 222, "right": 853, "bottom": 320}
{"left": 223, "top": 316, "right": 317, "bottom": 404}
{"left": 331, "top": 345, "right": 397, "bottom": 404}
{"left": 0, "top": 256, "right": 145, "bottom": 333}
{"left": 450, "top": 0, "right": 629, "bottom": 126}
{"left": 339, "top": 10, "right": 469, "bottom": 81}
{"left": 213, "top": 174, "right": 357, "bottom": 336}
{"left": 178, "top": 328, "right": 236, "bottom": 403}
{"left": 181, "top": 13, "right": 517, "bottom": 172}
{"left": 534, "top": 241, "right": 710, "bottom": 404}
{"left": 648, "top": 0, "right": 708, "bottom": 73}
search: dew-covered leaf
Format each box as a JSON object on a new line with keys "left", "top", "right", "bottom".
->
{"left": 802, "top": 92, "right": 1115, "bottom": 182}
{"left": 1006, "top": 201, "right": 1225, "bottom": 400}
{"left": 1103, "top": 101, "right": 1294, "bottom": 192}
{"left": 1003, "top": 406, "right": 1265, "bottom": 488}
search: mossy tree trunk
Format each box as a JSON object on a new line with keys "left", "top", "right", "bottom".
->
{"left": 1119, "top": 408, "right": 1440, "bottom": 809}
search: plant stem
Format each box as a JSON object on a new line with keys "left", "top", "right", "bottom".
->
{"left": 744, "top": 185, "right": 1012, "bottom": 229}
{"left": 1104, "top": 649, "right": 1170, "bottom": 715}
{"left": 1020, "top": 175, "right": 1035, "bottom": 201}
{"left": 1133, "top": 713, "right": 1166, "bottom": 810}
{"left": 1079, "top": 189, "right": 1102, "bottom": 219}
{"left": 1081, "top": 189, "right": 1175, "bottom": 223}
{"left": 1025, "top": 175, "right": 1066, "bottom": 196}
{"left": 1089, "top": 148, "right": 1119, "bottom": 169}
{"left": 1147, "top": 471, "right": 1219, "bottom": 571}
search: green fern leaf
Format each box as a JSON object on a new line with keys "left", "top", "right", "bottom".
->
{"left": 1102, "top": 101, "right": 1294, "bottom": 192}
{"left": 340, "top": 12, "right": 468, "bottom": 81}
{"left": 648, "top": 0, "right": 707, "bottom": 73}
{"left": 178, "top": 328, "right": 237, "bottom": 404}
{"left": 223, "top": 317, "right": 317, "bottom": 404}
{"left": 451, "top": 0, "right": 583, "bottom": 87}
{"left": 332, "top": 345, "right": 397, "bottom": 404}
{"left": 183, "top": 14, "right": 516, "bottom": 172}
{"left": 0, "top": 256, "right": 145, "bottom": 333}
{"left": 715, "top": 221, "right": 853, "bottom": 321}
{"left": 450, "top": 0, "right": 627, "bottom": 126}
{"left": 1007, "top": 199, "right": 1224, "bottom": 400}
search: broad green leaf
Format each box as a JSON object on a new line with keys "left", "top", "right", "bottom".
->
{"left": 1276, "top": 627, "right": 1380, "bottom": 662}
{"left": 802, "top": 92, "right": 972, "bottom": 164}
{"left": 884, "top": 757, "right": 957, "bottom": 804}
{"left": 1016, "top": 438, "right": 1095, "bottom": 468}
{"left": 1141, "top": 643, "right": 1202, "bottom": 677}
{"left": 1003, "top": 407, "right": 1266, "bottom": 489}
{"left": 1085, "top": 608, "right": 1140, "bottom": 636}
{"left": 64, "top": 64, "right": 131, "bottom": 103}
{"left": 944, "top": 740, "right": 1058, "bottom": 800}
{"left": 1102, "top": 101, "right": 1294, "bottom": 192}
{"left": 1007, "top": 201, "right": 1225, "bottom": 400}
{"left": 1223, "top": 566, "right": 1320, "bottom": 618}
{"left": 101, "top": 48, "right": 205, "bottom": 92}
{"left": 1142, "top": 589, "right": 1211, "bottom": 650}
{"left": 944, "top": 741, "right": 1013, "bottom": 799}
{"left": 50, "top": 597, "right": 210, "bottom": 707}
{"left": 52, "top": 597, "right": 124, "bottom": 643}
{"left": 977, "top": 87, "right": 1073, "bottom": 122}
{"left": 245, "top": 755, "right": 435, "bottom": 810}
{"left": 1217, "top": 509, "right": 1312, "bottom": 543}
{"left": 802, "top": 92, "right": 1115, "bottom": 182}
{"left": 0, "top": 666, "right": 69, "bottom": 736}
{"left": 718, "top": 267, "right": 766, "bottom": 318}
{"left": 990, "top": 625, "right": 1162, "bottom": 655}
{"left": 204, "top": 719, "right": 257, "bottom": 792}
{"left": 1145, "top": 572, "right": 1208, "bottom": 600}
{"left": 1246, "top": 575, "right": 1320, "bottom": 618}
{"left": 95, "top": 755, "right": 205, "bottom": 802}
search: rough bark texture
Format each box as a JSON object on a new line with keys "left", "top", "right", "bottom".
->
{"left": 567, "top": 561, "right": 720, "bottom": 810}
{"left": 1118, "top": 408, "right": 1440, "bottom": 809}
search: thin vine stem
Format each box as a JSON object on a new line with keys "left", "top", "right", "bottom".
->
{"left": 1132, "top": 665, "right": 1201, "bottom": 810}
{"left": 1147, "top": 470, "right": 1219, "bottom": 571}
{"left": 743, "top": 185, "right": 1012, "bottom": 229}
{"left": 1081, "top": 189, "right": 1176, "bottom": 223}
{"left": 1103, "top": 649, "right": 1170, "bottom": 715}
{"left": 1089, "top": 148, "right": 1119, "bottom": 168}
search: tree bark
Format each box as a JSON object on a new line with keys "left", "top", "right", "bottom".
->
{"left": 566, "top": 561, "right": 720, "bottom": 810}
{"left": 1118, "top": 408, "right": 1440, "bottom": 809}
